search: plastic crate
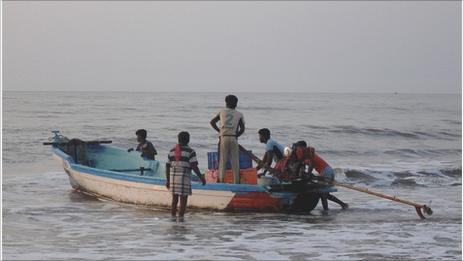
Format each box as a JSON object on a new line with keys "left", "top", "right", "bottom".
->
{"left": 223, "top": 168, "right": 257, "bottom": 184}
{"left": 204, "top": 169, "right": 218, "bottom": 183}
{"left": 207, "top": 151, "right": 253, "bottom": 170}
{"left": 204, "top": 168, "right": 258, "bottom": 185}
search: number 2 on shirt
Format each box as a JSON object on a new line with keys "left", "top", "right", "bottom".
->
{"left": 225, "top": 112, "right": 234, "bottom": 128}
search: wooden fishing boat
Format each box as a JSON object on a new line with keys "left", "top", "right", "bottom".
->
{"left": 44, "top": 131, "right": 337, "bottom": 213}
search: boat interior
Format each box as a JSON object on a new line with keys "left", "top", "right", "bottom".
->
{"left": 58, "top": 141, "right": 165, "bottom": 178}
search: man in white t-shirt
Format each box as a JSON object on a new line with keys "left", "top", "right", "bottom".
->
{"left": 210, "top": 95, "right": 245, "bottom": 184}
{"left": 256, "top": 128, "right": 284, "bottom": 172}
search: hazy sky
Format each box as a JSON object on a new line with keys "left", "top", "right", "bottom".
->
{"left": 3, "top": 1, "right": 461, "bottom": 93}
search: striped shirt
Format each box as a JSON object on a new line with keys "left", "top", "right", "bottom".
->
{"left": 166, "top": 144, "right": 198, "bottom": 171}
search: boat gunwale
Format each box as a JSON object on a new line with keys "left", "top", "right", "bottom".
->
{"left": 52, "top": 146, "right": 337, "bottom": 194}
{"left": 53, "top": 147, "right": 269, "bottom": 193}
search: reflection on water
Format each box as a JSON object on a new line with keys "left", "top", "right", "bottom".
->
{"left": 165, "top": 221, "right": 190, "bottom": 241}
{"left": 68, "top": 190, "right": 101, "bottom": 202}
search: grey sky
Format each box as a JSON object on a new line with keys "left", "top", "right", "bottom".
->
{"left": 3, "top": 1, "right": 461, "bottom": 93}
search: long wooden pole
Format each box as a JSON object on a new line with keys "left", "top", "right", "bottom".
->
{"left": 239, "top": 144, "right": 432, "bottom": 219}
{"left": 333, "top": 181, "right": 433, "bottom": 219}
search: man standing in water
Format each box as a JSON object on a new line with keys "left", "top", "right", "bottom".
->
{"left": 165, "top": 131, "right": 206, "bottom": 218}
{"left": 210, "top": 95, "right": 245, "bottom": 184}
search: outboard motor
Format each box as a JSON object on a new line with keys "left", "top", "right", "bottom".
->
{"left": 65, "top": 139, "right": 89, "bottom": 165}
{"left": 47, "top": 131, "right": 88, "bottom": 165}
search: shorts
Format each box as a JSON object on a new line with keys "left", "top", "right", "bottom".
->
{"left": 322, "top": 166, "right": 334, "bottom": 181}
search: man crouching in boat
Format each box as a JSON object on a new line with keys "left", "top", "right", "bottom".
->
{"left": 165, "top": 131, "right": 206, "bottom": 218}
{"left": 293, "top": 141, "right": 349, "bottom": 211}
{"left": 256, "top": 128, "right": 285, "bottom": 174}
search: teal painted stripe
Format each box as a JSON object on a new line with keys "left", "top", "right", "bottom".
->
{"left": 53, "top": 147, "right": 74, "bottom": 163}
{"left": 54, "top": 150, "right": 266, "bottom": 193}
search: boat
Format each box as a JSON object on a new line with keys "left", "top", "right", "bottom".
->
{"left": 44, "top": 131, "right": 337, "bottom": 213}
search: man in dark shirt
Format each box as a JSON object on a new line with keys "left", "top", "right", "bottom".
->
{"left": 128, "top": 129, "right": 157, "bottom": 160}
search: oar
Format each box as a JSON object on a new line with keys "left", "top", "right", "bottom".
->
{"left": 43, "top": 140, "right": 112, "bottom": 145}
{"left": 110, "top": 168, "right": 152, "bottom": 172}
{"left": 333, "top": 181, "right": 433, "bottom": 219}
{"left": 238, "top": 145, "right": 281, "bottom": 176}
{"left": 238, "top": 145, "right": 262, "bottom": 164}
{"left": 110, "top": 167, "right": 152, "bottom": 175}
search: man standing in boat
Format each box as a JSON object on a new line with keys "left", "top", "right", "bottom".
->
{"left": 210, "top": 95, "right": 245, "bottom": 184}
{"left": 165, "top": 131, "right": 206, "bottom": 218}
{"left": 127, "top": 129, "right": 157, "bottom": 160}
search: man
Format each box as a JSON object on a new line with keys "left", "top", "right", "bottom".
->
{"left": 256, "top": 128, "right": 284, "bottom": 173}
{"left": 128, "top": 129, "right": 157, "bottom": 160}
{"left": 293, "top": 141, "right": 349, "bottom": 210}
{"left": 210, "top": 95, "right": 245, "bottom": 184}
{"left": 165, "top": 131, "right": 206, "bottom": 218}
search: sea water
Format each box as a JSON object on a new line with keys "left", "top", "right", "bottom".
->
{"left": 3, "top": 91, "right": 462, "bottom": 260}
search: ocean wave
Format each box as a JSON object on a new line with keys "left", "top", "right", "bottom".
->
{"left": 391, "top": 178, "right": 424, "bottom": 187}
{"left": 329, "top": 126, "right": 419, "bottom": 138}
{"left": 436, "top": 131, "right": 461, "bottom": 138}
{"left": 383, "top": 149, "right": 462, "bottom": 157}
{"left": 326, "top": 125, "right": 459, "bottom": 140}
{"left": 339, "top": 167, "right": 462, "bottom": 187}
{"left": 342, "top": 169, "right": 380, "bottom": 183}
{"left": 441, "top": 119, "right": 462, "bottom": 125}
{"left": 320, "top": 148, "right": 461, "bottom": 158}
{"left": 420, "top": 168, "right": 462, "bottom": 177}
{"left": 300, "top": 124, "right": 331, "bottom": 131}
{"left": 240, "top": 106, "right": 292, "bottom": 111}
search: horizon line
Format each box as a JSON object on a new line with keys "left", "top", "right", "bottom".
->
{"left": 2, "top": 90, "right": 461, "bottom": 95}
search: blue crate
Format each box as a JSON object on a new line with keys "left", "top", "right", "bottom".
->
{"left": 207, "top": 151, "right": 253, "bottom": 170}
{"left": 207, "top": 152, "right": 219, "bottom": 170}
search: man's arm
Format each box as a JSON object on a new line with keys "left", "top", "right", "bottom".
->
{"left": 192, "top": 164, "right": 206, "bottom": 185}
{"left": 256, "top": 151, "right": 273, "bottom": 171}
{"left": 237, "top": 118, "right": 245, "bottom": 137}
{"left": 210, "top": 115, "right": 220, "bottom": 133}
{"left": 150, "top": 142, "right": 158, "bottom": 156}
{"left": 147, "top": 142, "right": 157, "bottom": 159}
